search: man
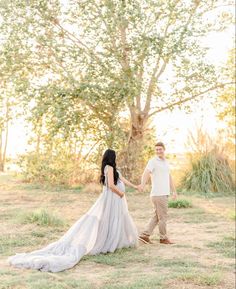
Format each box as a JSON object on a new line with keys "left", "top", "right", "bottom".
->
{"left": 139, "top": 141, "right": 177, "bottom": 245}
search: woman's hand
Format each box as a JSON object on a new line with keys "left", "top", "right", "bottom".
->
{"left": 119, "top": 192, "right": 125, "bottom": 198}
{"left": 120, "top": 176, "right": 141, "bottom": 191}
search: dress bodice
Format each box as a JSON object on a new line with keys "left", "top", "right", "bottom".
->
{"left": 104, "top": 165, "right": 125, "bottom": 193}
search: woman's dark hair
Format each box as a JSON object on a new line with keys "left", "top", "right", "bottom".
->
{"left": 100, "top": 149, "right": 119, "bottom": 185}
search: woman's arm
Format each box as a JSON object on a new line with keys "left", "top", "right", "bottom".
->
{"left": 119, "top": 175, "right": 138, "bottom": 190}
{"left": 107, "top": 166, "right": 124, "bottom": 198}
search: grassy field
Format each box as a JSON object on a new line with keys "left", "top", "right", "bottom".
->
{"left": 0, "top": 173, "right": 235, "bottom": 289}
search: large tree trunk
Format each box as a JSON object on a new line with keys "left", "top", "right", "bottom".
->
{"left": 129, "top": 108, "right": 147, "bottom": 143}
{"left": 0, "top": 99, "right": 9, "bottom": 172}
{"left": 119, "top": 107, "right": 149, "bottom": 181}
{"left": 0, "top": 128, "right": 8, "bottom": 172}
{"left": 0, "top": 130, "right": 3, "bottom": 172}
{"left": 2, "top": 120, "right": 8, "bottom": 172}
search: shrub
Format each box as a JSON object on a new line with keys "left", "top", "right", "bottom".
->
{"left": 18, "top": 152, "right": 98, "bottom": 186}
{"left": 168, "top": 199, "right": 192, "bottom": 208}
{"left": 180, "top": 150, "right": 235, "bottom": 194}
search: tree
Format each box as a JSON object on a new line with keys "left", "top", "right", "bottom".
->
{"left": 0, "top": 93, "right": 9, "bottom": 171}
{"left": 0, "top": 0, "right": 234, "bottom": 177}
{"left": 215, "top": 49, "right": 235, "bottom": 128}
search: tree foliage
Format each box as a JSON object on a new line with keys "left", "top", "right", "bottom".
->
{"left": 0, "top": 0, "right": 234, "bottom": 179}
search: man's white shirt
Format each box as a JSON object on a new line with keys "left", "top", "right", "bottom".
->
{"left": 146, "top": 156, "right": 170, "bottom": 196}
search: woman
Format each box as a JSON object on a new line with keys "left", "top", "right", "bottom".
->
{"left": 7, "top": 149, "right": 139, "bottom": 272}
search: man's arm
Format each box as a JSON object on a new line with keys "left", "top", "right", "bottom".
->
{"left": 140, "top": 168, "right": 151, "bottom": 191}
{"left": 169, "top": 174, "right": 177, "bottom": 199}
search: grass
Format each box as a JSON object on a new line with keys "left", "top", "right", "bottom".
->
{"left": 0, "top": 209, "right": 67, "bottom": 256}
{"left": 181, "top": 190, "right": 234, "bottom": 198}
{"left": 0, "top": 272, "right": 93, "bottom": 289}
{"left": 180, "top": 150, "right": 235, "bottom": 194}
{"left": 207, "top": 235, "right": 235, "bottom": 258}
{"left": 83, "top": 247, "right": 150, "bottom": 267}
{"left": 180, "top": 207, "right": 218, "bottom": 223}
{"left": 0, "top": 173, "right": 235, "bottom": 289}
{"left": 168, "top": 199, "right": 192, "bottom": 208}
{"left": 18, "top": 209, "right": 66, "bottom": 227}
{"left": 155, "top": 258, "right": 200, "bottom": 270}
{"left": 102, "top": 277, "right": 164, "bottom": 289}
{"left": 0, "top": 234, "right": 43, "bottom": 256}
{"left": 177, "top": 271, "right": 222, "bottom": 286}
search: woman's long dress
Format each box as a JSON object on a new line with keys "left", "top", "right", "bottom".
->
{"left": 7, "top": 166, "right": 138, "bottom": 272}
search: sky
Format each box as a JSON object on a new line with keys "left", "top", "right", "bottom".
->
{"left": 152, "top": 26, "right": 234, "bottom": 153}
{"left": 5, "top": 13, "right": 235, "bottom": 157}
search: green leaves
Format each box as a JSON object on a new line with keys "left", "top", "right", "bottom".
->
{"left": 0, "top": 0, "right": 233, "bottom": 178}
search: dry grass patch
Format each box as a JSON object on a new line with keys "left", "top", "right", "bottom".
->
{"left": 207, "top": 235, "right": 235, "bottom": 259}
{"left": 81, "top": 183, "right": 102, "bottom": 194}
{"left": 177, "top": 271, "right": 222, "bottom": 286}
{"left": 0, "top": 174, "right": 235, "bottom": 289}
{"left": 18, "top": 209, "right": 66, "bottom": 227}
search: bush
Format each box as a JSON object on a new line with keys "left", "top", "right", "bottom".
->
{"left": 19, "top": 209, "right": 65, "bottom": 227}
{"left": 168, "top": 199, "right": 192, "bottom": 208}
{"left": 18, "top": 152, "right": 98, "bottom": 186}
{"left": 18, "top": 152, "right": 72, "bottom": 185}
{"left": 180, "top": 150, "right": 235, "bottom": 194}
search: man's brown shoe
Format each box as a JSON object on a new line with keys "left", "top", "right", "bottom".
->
{"left": 138, "top": 236, "right": 153, "bottom": 244}
{"left": 160, "top": 238, "right": 175, "bottom": 244}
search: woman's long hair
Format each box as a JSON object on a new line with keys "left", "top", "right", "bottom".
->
{"left": 100, "top": 149, "right": 119, "bottom": 185}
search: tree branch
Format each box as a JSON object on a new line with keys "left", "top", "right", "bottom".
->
{"left": 53, "top": 20, "right": 103, "bottom": 64}
{"left": 143, "top": 0, "right": 182, "bottom": 114}
{"left": 148, "top": 82, "right": 235, "bottom": 118}
{"left": 119, "top": 20, "right": 130, "bottom": 72}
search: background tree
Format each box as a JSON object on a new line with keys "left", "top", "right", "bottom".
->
{"left": 214, "top": 48, "right": 235, "bottom": 158}
{"left": 0, "top": 0, "right": 234, "bottom": 179}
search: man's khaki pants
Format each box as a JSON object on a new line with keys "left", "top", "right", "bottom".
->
{"left": 140, "top": 195, "right": 168, "bottom": 240}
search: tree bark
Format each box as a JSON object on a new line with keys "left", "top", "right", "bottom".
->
{"left": 0, "top": 130, "right": 3, "bottom": 171}
{"left": 0, "top": 98, "right": 10, "bottom": 172}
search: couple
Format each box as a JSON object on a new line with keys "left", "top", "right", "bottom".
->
{"left": 7, "top": 141, "right": 177, "bottom": 272}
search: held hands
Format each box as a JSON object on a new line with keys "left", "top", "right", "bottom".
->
{"left": 137, "top": 184, "right": 143, "bottom": 193}
{"left": 172, "top": 192, "right": 177, "bottom": 200}
{"left": 133, "top": 184, "right": 142, "bottom": 192}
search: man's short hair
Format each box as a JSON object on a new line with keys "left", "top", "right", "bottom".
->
{"left": 155, "top": 141, "right": 165, "bottom": 150}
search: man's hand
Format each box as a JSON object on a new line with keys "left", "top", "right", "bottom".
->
{"left": 172, "top": 192, "right": 177, "bottom": 200}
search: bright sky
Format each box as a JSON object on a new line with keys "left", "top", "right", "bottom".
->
{"left": 6, "top": 18, "right": 234, "bottom": 157}
{"left": 153, "top": 27, "right": 234, "bottom": 153}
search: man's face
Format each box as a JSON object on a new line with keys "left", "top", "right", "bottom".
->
{"left": 155, "top": 145, "right": 165, "bottom": 157}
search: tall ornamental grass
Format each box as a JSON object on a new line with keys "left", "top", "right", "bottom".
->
{"left": 181, "top": 149, "right": 235, "bottom": 194}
